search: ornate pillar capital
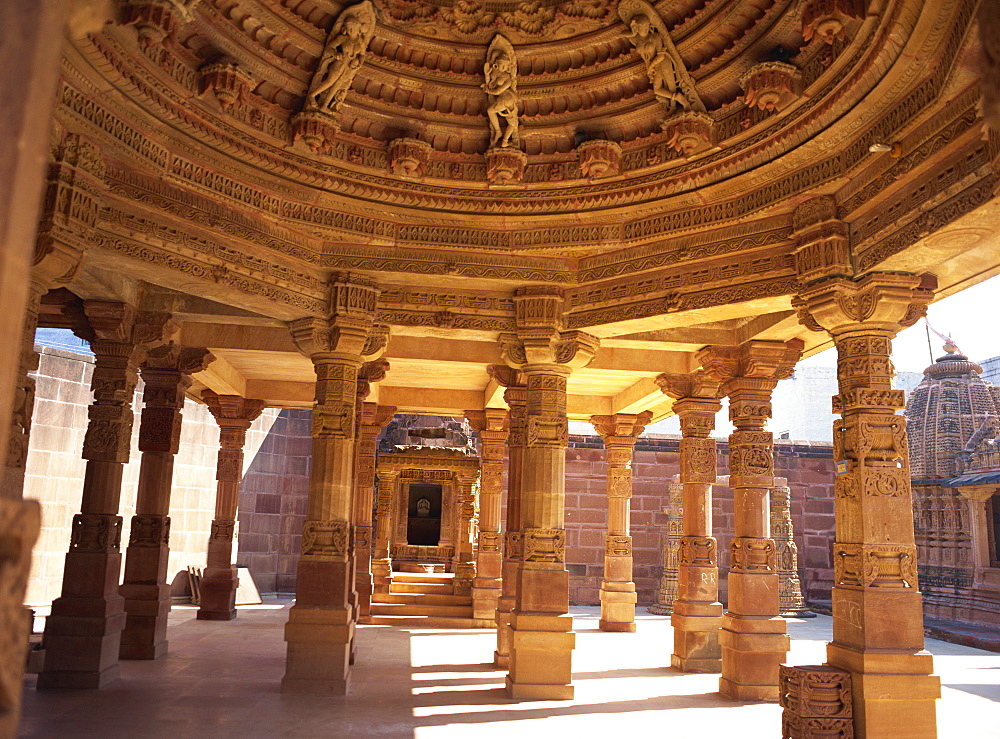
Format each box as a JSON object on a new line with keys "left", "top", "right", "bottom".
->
{"left": 655, "top": 369, "right": 721, "bottom": 404}
{"left": 792, "top": 272, "right": 935, "bottom": 339}
{"left": 590, "top": 412, "right": 652, "bottom": 449}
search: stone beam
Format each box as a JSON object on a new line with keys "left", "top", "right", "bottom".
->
{"left": 195, "top": 354, "right": 247, "bottom": 397}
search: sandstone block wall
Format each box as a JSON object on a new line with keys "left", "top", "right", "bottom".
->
{"left": 23, "top": 346, "right": 283, "bottom": 605}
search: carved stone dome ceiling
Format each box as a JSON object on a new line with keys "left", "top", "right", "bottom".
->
{"left": 63, "top": 0, "right": 985, "bottom": 276}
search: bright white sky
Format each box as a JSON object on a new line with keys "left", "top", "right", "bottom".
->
{"left": 798, "top": 274, "right": 1000, "bottom": 373}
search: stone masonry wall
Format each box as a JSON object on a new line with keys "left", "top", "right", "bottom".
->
{"left": 562, "top": 434, "right": 836, "bottom": 606}
{"left": 24, "top": 346, "right": 283, "bottom": 605}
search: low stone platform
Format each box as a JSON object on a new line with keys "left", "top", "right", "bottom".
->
{"left": 18, "top": 604, "right": 1000, "bottom": 738}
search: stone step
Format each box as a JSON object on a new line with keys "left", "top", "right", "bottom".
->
{"left": 389, "top": 582, "right": 455, "bottom": 595}
{"left": 370, "top": 602, "right": 473, "bottom": 618}
{"left": 372, "top": 592, "right": 470, "bottom": 607}
{"left": 365, "top": 614, "right": 477, "bottom": 629}
{"left": 392, "top": 573, "right": 454, "bottom": 585}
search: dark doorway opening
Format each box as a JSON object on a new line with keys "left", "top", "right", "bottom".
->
{"left": 407, "top": 483, "right": 442, "bottom": 546}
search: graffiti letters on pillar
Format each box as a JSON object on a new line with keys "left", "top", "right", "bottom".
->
{"left": 302, "top": 520, "right": 351, "bottom": 559}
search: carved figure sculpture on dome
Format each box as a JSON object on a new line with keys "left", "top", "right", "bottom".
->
{"left": 483, "top": 35, "right": 520, "bottom": 148}
{"left": 618, "top": 0, "right": 706, "bottom": 114}
{"left": 306, "top": 0, "right": 376, "bottom": 113}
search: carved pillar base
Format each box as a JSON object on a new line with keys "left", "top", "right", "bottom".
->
{"left": 719, "top": 616, "right": 789, "bottom": 701}
{"left": 198, "top": 526, "right": 237, "bottom": 620}
{"left": 506, "top": 564, "right": 574, "bottom": 700}
{"left": 371, "top": 557, "right": 392, "bottom": 594}
{"left": 197, "top": 565, "right": 239, "bottom": 621}
{"left": 671, "top": 539, "right": 723, "bottom": 673}
{"left": 454, "top": 561, "right": 475, "bottom": 596}
{"left": 671, "top": 604, "right": 723, "bottom": 673}
{"left": 0, "top": 498, "right": 40, "bottom": 733}
{"left": 39, "top": 513, "right": 127, "bottom": 689}
{"left": 720, "top": 565, "right": 788, "bottom": 700}
{"left": 471, "top": 546, "right": 502, "bottom": 622}
{"left": 494, "top": 551, "right": 519, "bottom": 667}
{"left": 282, "top": 558, "right": 354, "bottom": 694}
{"left": 599, "top": 551, "right": 637, "bottom": 632}
{"left": 827, "top": 625, "right": 939, "bottom": 738}
{"left": 119, "top": 514, "right": 171, "bottom": 660}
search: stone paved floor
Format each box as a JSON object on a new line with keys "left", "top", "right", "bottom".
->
{"left": 19, "top": 604, "right": 1000, "bottom": 738}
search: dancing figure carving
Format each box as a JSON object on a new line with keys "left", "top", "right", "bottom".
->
{"left": 306, "top": 1, "right": 377, "bottom": 114}
{"left": 618, "top": 0, "right": 705, "bottom": 112}
{"left": 483, "top": 35, "right": 520, "bottom": 147}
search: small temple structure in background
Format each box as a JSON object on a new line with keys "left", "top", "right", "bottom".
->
{"left": 906, "top": 343, "right": 1000, "bottom": 627}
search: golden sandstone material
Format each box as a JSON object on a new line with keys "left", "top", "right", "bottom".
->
{"left": 2, "top": 0, "right": 999, "bottom": 735}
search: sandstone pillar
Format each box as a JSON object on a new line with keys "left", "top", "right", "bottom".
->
{"left": 453, "top": 473, "right": 479, "bottom": 595}
{"left": 119, "top": 345, "right": 213, "bottom": 659}
{"left": 648, "top": 479, "right": 683, "bottom": 615}
{"left": 347, "top": 361, "right": 389, "bottom": 639}
{"left": 772, "top": 480, "right": 810, "bottom": 617}
{"left": 466, "top": 409, "right": 509, "bottom": 624}
{"left": 591, "top": 412, "right": 651, "bottom": 632}
{"left": 793, "top": 272, "right": 940, "bottom": 738}
{"left": 499, "top": 287, "right": 599, "bottom": 700}
{"left": 352, "top": 401, "right": 395, "bottom": 618}
{"left": 371, "top": 470, "right": 399, "bottom": 595}
{"left": 281, "top": 274, "right": 387, "bottom": 695}
{"left": 702, "top": 340, "right": 801, "bottom": 700}
{"left": 655, "top": 372, "right": 723, "bottom": 672}
{"left": 39, "top": 303, "right": 174, "bottom": 688}
{"left": 490, "top": 366, "right": 526, "bottom": 668}
{"left": 197, "top": 392, "right": 266, "bottom": 621}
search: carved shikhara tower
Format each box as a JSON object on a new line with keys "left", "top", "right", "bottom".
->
{"left": 2, "top": 0, "right": 999, "bottom": 736}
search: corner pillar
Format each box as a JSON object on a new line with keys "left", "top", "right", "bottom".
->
{"left": 702, "top": 340, "right": 802, "bottom": 700}
{"left": 197, "top": 393, "right": 266, "bottom": 621}
{"left": 655, "top": 372, "right": 723, "bottom": 672}
{"left": 794, "top": 272, "right": 940, "bottom": 738}
{"left": 591, "top": 412, "right": 651, "bottom": 632}
{"left": 39, "top": 304, "right": 174, "bottom": 689}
